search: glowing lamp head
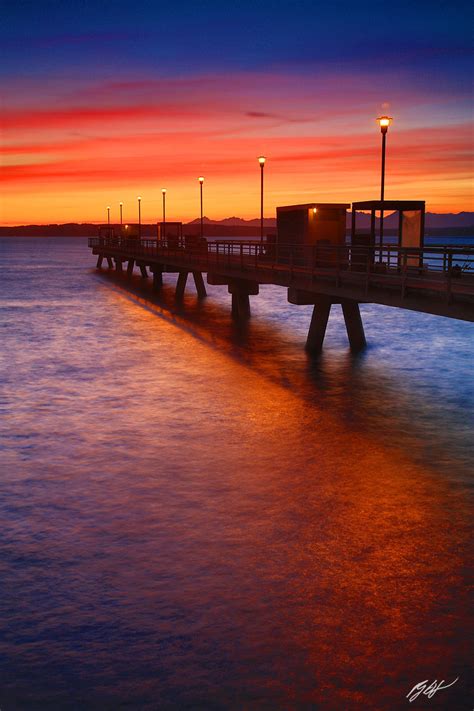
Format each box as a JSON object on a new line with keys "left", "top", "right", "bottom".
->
{"left": 119, "top": 201, "right": 123, "bottom": 206}
{"left": 137, "top": 196, "right": 142, "bottom": 201}
{"left": 258, "top": 156, "right": 266, "bottom": 166}
{"left": 313, "top": 207, "right": 318, "bottom": 214}
{"left": 107, "top": 206, "right": 110, "bottom": 210}
{"left": 162, "top": 188, "right": 166, "bottom": 194}
{"left": 198, "top": 176, "right": 204, "bottom": 184}
{"left": 377, "top": 115, "right": 392, "bottom": 133}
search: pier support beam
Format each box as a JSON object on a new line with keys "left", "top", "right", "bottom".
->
{"left": 138, "top": 264, "right": 148, "bottom": 278}
{"left": 231, "top": 293, "right": 251, "bottom": 319}
{"left": 192, "top": 271, "right": 207, "bottom": 298}
{"left": 114, "top": 258, "right": 123, "bottom": 272}
{"left": 126, "top": 259, "right": 135, "bottom": 276}
{"left": 106, "top": 256, "right": 114, "bottom": 269}
{"left": 96, "top": 255, "right": 104, "bottom": 269}
{"left": 341, "top": 299, "right": 366, "bottom": 351}
{"left": 175, "top": 271, "right": 188, "bottom": 300}
{"left": 152, "top": 269, "right": 163, "bottom": 290}
{"left": 289, "top": 289, "right": 367, "bottom": 354}
{"left": 306, "top": 296, "right": 332, "bottom": 354}
{"left": 228, "top": 280, "right": 259, "bottom": 320}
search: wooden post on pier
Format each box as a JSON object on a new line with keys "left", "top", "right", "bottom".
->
{"left": 106, "top": 256, "right": 114, "bottom": 269}
{"left": 127, "top": 259, "right": 135, "bottom": 276}
{"left": 96, "top": 255, "right": 104, "bottom": 269}
{"left": 114, "top": 258, "right": 123, "bottom": 272}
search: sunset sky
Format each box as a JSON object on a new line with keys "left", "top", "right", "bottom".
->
{"left": 2, "top": 0, "right": 473, "bottom": 225}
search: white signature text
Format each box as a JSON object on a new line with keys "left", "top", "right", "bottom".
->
{"left": 406, "top": 677, "right": 459, "bottom": 703}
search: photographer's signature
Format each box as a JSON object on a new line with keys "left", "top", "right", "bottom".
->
{"left": 407, "top": 677, "right": 459, "bottom": 703}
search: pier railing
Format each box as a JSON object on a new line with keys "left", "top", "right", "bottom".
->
{"left": 88, "top": 236, "right": 474, "bottom": 307}
{"left": 89, "top": 236, "right": 474, "bottom": 276}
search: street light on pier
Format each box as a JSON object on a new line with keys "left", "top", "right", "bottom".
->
{"left": 162, "top": 189, "right": 166, "bottom": 240}
{"left": 137, "top": 196, "right": 142, "bottom": 239}
{"left": 119, "top": 202, "right": 123, "bottom": 226}
{"left": 258, "top": 156, "right": 266, "bottom": 242}
{"left": 198, "top": 177, "right": 204, "bottom": 239}
{"left": 376, "top": 115, "right": 392, "bottom": 256}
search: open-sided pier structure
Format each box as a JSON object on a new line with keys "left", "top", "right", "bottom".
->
{"left": 89, "top": 202, "right": 474, "bottom": 353}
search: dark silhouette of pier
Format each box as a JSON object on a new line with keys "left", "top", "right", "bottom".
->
{"left": 88, "top": 233, "right": 474, "bottom": 353}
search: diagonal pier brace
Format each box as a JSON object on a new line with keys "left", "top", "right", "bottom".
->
{"left": 306, "top": 296, "right": 332, "bottom": 354}
{"left": 192, "top": 271, "right": 207, "bottom": 298}
{"left": 175, "top": 271, "right": 188, "bottom": 299}
{"left": 341, "top": 299, "right": 366, "bottom": 351}
{"left": 293, "top": 289, "right": 367, "bottom": 354}
{"left": 152, "top": 269, "right": 163, "bottom": 290}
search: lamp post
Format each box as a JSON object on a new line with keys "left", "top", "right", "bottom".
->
{"left": 161, "top": 188, "right": 166, "bottom": 241}
{"left": 137, "top": 196, "right": 142, "bottom": 239}
{"left": 258, "top": 156, "right": 266, "bottom": 242}
{"left": 198, "top": 176, "right": 204, "bottom": 239}
{"left": 119, "top": 202, "right": 123, "bottom": 226}
{"left": 376, "top": 115, "right": 392, "bottom": 257}
{"left": 107, "top": 206, "right": 110, "bottom": 226}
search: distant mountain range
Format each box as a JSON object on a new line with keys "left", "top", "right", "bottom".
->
{"left": 1, "top": 212, "right": 473, "bottom": 237}
{"left": 187, "top": 216, "right": 277, "bottom": 226}
{"left": 189, "top": 212, "right": 474, "bottom": 228}
{"left": 350, "top": 211, "right": 474, "bottom": 229}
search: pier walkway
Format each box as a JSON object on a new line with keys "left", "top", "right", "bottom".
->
{"left": 89, "top": 236, "right": 474, "bottom": 352}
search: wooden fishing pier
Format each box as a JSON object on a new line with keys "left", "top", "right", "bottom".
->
{"left": 88, "top": 202, "right": 474, "bottom": 352}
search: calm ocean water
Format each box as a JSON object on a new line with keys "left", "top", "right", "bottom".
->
{"left": 0, "top": 237, "right": 473, "bottom": 710}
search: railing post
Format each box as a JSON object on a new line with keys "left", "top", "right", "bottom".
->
{"left": 401, "top": 250, "right": 407, "bottom": 299}
{"left": 365, "top": 249, "right": 371, "bottom": 296}
{"left": 447, "top": 251, "right": 453, "bottom": 303}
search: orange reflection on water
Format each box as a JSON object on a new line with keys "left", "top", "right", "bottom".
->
{"left": 81, "top": 283, "right": 472, "bottom": 708}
